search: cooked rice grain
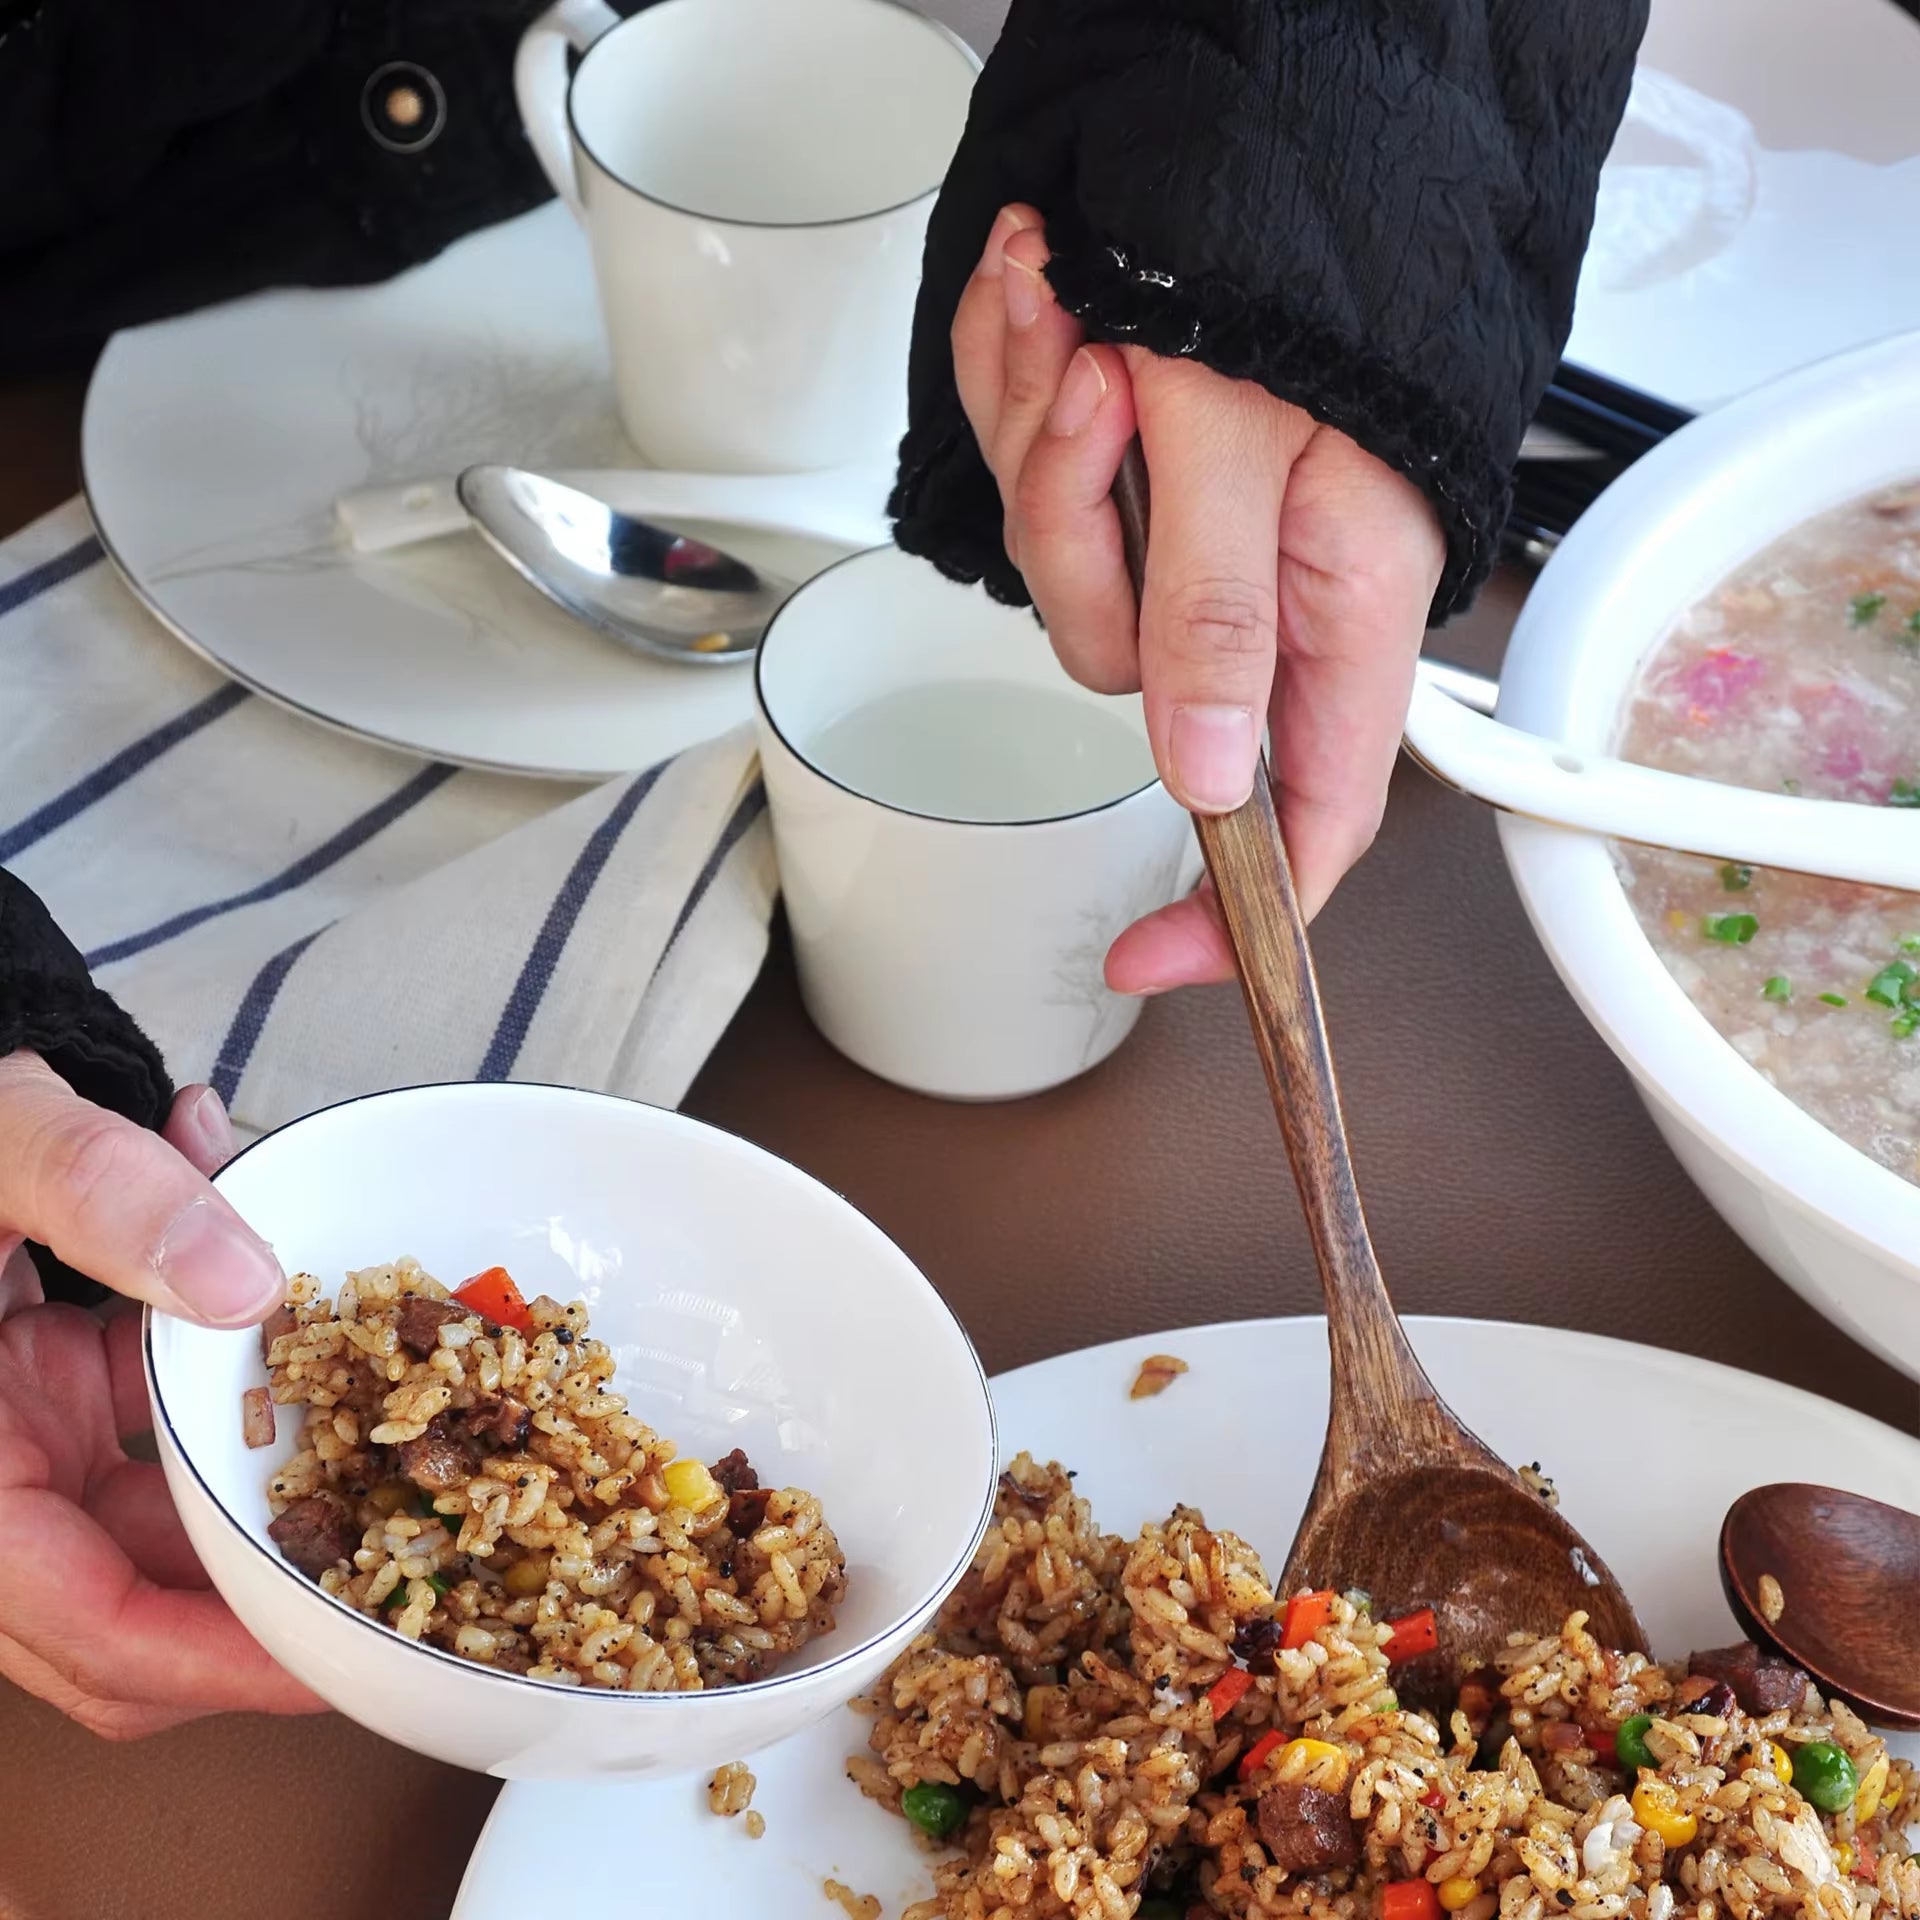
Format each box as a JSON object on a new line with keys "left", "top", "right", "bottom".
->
{"left": 263, "top": 1259, "right": 845, "bottom": 1689}
{"left": 855, "top": 1456, "right": 1917, "bottom": 1920}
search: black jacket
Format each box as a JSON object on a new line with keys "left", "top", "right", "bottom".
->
{"left": 890, "top": 0, "right": 1648, "bottom": 621}
{"left": 0, "top": 0, "right": 562, "bottom": 373}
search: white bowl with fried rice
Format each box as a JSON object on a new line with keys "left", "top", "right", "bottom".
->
{"left": 143, "top": 1081, "right": 998, "bottom": 1778}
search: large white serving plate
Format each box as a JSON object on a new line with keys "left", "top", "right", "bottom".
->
{"left": 452, "top": 1315, "right": 1920, "bottom": 1919}
{"left": 81, "top": 203, "right": 890, "bottom": 781}
{"left": 1569, "top": 0, "right": 1920, "bottom": 412}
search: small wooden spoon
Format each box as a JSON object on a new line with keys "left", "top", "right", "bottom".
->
{"left": 1721, "top": 1484, "right": 1920, "bottom": 1730}
{"left": 1111, "top": 444, "right": 1646, "bottom": 1662}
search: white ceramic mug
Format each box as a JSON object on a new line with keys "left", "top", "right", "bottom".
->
{"left": 753, "top": 547, "right": 1204, "bottom": 1101}
{"left": 514, "top": 0, "right": 978, "bottom": 472}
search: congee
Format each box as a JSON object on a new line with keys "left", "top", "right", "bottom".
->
{"left": 1616, "top": 478, "right": 1920, "bottom": 1183}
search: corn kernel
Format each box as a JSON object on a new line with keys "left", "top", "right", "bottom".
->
{"left": 1438, "top": 1878, "right": 1482, "bottom": 1911}
{"left": 1835, "top": 1844, "right": 1855, "bottom": 1877}
{"left": 1764, "top": 1742, "right": 1793, "bottom": 1783}
{"left": 366, "top": 1480, "right": 411, "bottom": 1517}
{"left": 1632, "top": 1780, "right": 1699, "bottom": 1849}
{"left": 502, "top": 1551, "right": 551, "bottom": 1596}
{"left": 1856, "top": 1755, "right": 1891, "bottom": 1823}
{"left": 662, "top": 1458, "right": 721, "bottom": 1509}
{"left": 1882, "top": 1772, "right": 1904, "bottom": 1813}
{"left": 1025, "top": 1685, "right": 1061, "bottom": 1742}
{"left": 1278, "top": 1738, "right": 1350, "bottom": 1789}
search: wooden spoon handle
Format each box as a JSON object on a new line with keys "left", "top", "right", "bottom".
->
{"left": 1112, "top": 442, "right": 1444, "bottom": 1444}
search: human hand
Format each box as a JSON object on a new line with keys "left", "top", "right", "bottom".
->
{"left": 0, "top": 1051, "right": 324, "bottom": 1735}
{"left": 951, "top": 206, "right": 1448, "bottom": 991}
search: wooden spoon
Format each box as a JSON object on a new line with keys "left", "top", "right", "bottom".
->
{"left": 1111, "top": 443, "right": 1646, "bottom": 1662}
{"left": 1721, "top": 1484, "right": 1920, "bottom": 1730}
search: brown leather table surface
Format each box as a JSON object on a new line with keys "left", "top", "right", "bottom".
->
{"left": 1, "top": 371, "right": 1914, "bottom": 1920}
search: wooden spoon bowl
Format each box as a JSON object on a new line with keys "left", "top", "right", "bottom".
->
{"left": 1113, "top": 445, "right": 1647, "bottom": 1666}
{"left": 1720, "top": 1484, "right": 1920, "bottom": 1730}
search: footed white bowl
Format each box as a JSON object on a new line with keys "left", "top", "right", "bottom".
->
{"left": 145, "top": 1081, "right": 997, "bottom": 1778}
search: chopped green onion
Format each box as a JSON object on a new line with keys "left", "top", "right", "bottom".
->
{"left": 1902, "top": 935, "right": 1920, "bottom": 954}
{"left": 1906, "top": 608, "right": 1920, "bottom": 641}
{"left": 1894, "top": 1012, "right": 1920, "bottom": 1040}
{"left": 1719, "top": 863, "right": 1755, "bottom": 891}
{"left": 1850, "top": 591, "right": 1888, "bottom": 626}
{"left": 1702, "top": 913, "right": 1758, "bottom": 945}
{"left": 1819, "top": 992, "right": 1849, "bottom": 1008}
{"left": 380, "top": 1582, "right": 409, "bottom": 1611}
{"left": 1762, "top": 976, "right": 1792, "bottom": 1003}
{"left": 427, "top": 1572, "right": 451, "bottom": 1596}
{"left": 1866, "top": 962, "right": 1916, "bottom": 1007}
{"left": 1891, "top": 779, "right": 1920, "bottom": 809}
{"left": 1371, "top": 1689, "right": 1400, "bottom": 1714}
{"left": 1781, "top": 777, "right": 1803, "bottom": 796}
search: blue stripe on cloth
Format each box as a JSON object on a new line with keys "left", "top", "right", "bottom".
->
{"left": 664, "top": 779, "right": 766, "bottom": 951}
{"left": 209, "top": 924, "right": 329, "bottom": 1106}
{"left": 0, "top": 533, "right": 103, "bottom": 617}
{"left": 476, "top": 761, "right": 669, "bottom": 1082}
{"left": 0, "top": 682, "right": 251, "bottom": 864}
{"left": 84, "top": 760, "right": 459, "bottom": 968}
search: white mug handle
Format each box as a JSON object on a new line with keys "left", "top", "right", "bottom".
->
{"left": 514, "top": 0, "right": 623, "bottom": 221}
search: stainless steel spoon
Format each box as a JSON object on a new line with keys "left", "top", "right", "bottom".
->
{"left": 453, "top": 466, "right": 796, "bottom": 665}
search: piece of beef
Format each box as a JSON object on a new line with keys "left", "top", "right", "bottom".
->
{"left": 728, "top": 1486, "right": 774, "bottom": 1533}
{"left": 398, "top": 1415, "right": 482, "bottom": 1493}
{"left": 1256, "top": 1782, "right": 1361, "bottom": 1876}
{"left": 394, "top": 1295, "right": 470, "bottom": 1358}
{"left": 464, "top": 1394, "right": 532, "bottom": 1450}
{"left": 712, "top": 1448, "right": 760, "bottom": 1495}
{"left": 1686, "top": 1642, "right": 1809, "bottom": 1717}
{"left": 258, "top": 1303, "right": 297, "bottom": 1364}
{"left": 268, "top": 1491, "right": 360, "bottom": 1578}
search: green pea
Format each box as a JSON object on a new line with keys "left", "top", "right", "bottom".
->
{"left": 1616, "top": 1713, "right": 1657, "bottom": 1774}
{"left": 1789, "top": 1742, "right": 1858, "bottom": 1814}
{"left": 901, "top": 1781, "right": 969, "bottom": 1840}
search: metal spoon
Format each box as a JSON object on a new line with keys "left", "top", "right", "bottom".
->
{"left": 1721, "top": 1484, "right": 1920, "bottom": 1730}
{"left": 453, "top": 466, "right": 796, "bottom": 665}
{"left": 1112, "top": 443, "right": 1646, "bottom": 1666}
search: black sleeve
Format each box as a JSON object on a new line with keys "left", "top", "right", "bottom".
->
{"left": 890, "top": 0, "right": 1648, "bottom": 624}
{"left": 1, "top": 870, "right": 174, "bottom": 1305}
{"left": 0, "top": 0, "right": 569, "bottom": 376}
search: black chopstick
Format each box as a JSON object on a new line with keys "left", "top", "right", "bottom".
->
{"left": 1551, "top": 361, "right": 1694, "bottom": 441}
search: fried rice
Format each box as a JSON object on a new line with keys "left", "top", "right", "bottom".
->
{"left": 852, "top": 1455, "right": 1918, "bottom": 1920}
{"left": 259, "top": 1258, "right": 845, "bottom": 1689}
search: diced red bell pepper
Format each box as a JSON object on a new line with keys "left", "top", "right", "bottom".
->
{"left": 1239, "top": 1730, "right": 1286, "bottom": 1781}
{"left": 1419, "top": 1789, "right": 1448, "bottom": 1811}
{"left": 1382, "top": 1880, "right": 1441, "bottom": 1920}
{"left": 1853, "top": 1840, "right": 1878, "bottom": 1884}
{"left": 453, "top": 1265, "right": 535, "bottom": 1335}
{"left": 1384, "top": 1607, "right": 1438, "bottom": 1660}
{"left": 1205, "top": 1667, "right": 1253, "bottom": 1721}
{"left": 1281, "top": 1590, "right": 1337, "bottom": 1650}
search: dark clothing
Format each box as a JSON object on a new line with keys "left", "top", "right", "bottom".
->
{"left": 0, "top": 871, "right": 172, "bottom": 1303}
{"left": 889, "top": 0, "right": 1649, "bottom": 622}
{"left": 0, "top": 0, "right": 560, "bottom": 374}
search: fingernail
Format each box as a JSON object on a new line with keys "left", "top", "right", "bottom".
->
{"left": 1003, "top": 255, "right": 1042, "bottom": 329}
{"left": 177, "top": 1085, "right": 234, "bottom": 1169}
{"left": 154, "top": 1197, "right": 285, "bottom": 1329}
{"left": 1047, "top": 350, "right": 1106, "bottom": 436}
{"left": 979, "top": 206, "right": 1031, "bottom": 279}
{"left": 1168, "top": 704, "right": 1258, "bottom": 812}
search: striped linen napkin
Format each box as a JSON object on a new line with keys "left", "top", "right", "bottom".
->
{"left": 0, "top": 499, "right": 777, "bottom": 1141}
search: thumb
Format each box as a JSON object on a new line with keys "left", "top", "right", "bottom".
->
{"left": 1129, "top": 356, "right": 1303, "bottom": 814}
{"left": 0, "top": 1052, "right": 284, "bottom": 1327}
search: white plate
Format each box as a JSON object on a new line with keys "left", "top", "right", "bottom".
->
{"left": 80, "top": 204, "right": 892, "bottom": 781}
{"left": 451, "top": 1315, "right": 1920, "bottom": 1920}
{"left": 1570, "top": 0, "right": 1920, "bottom": 412}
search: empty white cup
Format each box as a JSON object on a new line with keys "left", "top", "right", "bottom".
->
{"left": 753, "top": 548, "right": 1203, "bottom": 1100}
{"left": 515, "top": 0, "right": 978, "bottom": 472}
